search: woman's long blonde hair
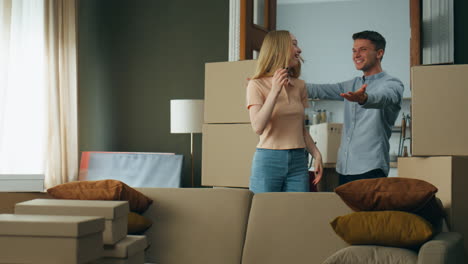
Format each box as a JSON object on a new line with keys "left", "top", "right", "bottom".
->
{"left": 251, "top": 30, "right": 302, "bottom": 79}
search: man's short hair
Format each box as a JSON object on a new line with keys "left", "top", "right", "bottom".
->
{"left": 352, "top": 30, "right": 386, "bottom": 51}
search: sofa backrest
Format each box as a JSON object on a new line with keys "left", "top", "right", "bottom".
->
{"left": 241, "top": 192, "right": 352, "bottom": 264}
{"left": 137, "top": 188, "right": 253, "bottom": 264}
{"left": 0, "top": 192, "right": 51, "bottom": 214}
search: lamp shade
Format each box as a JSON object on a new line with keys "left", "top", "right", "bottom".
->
{"left": 170, "top": 99, "right": 204, "bottom": 134}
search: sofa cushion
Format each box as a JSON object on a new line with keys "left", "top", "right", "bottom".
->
{"left": 136, "top": 188, "right": 253, "bottom": 264}
{"left": 322, "top": 245, "right": 417, "bottom": 264}
{"left": 331, "top": 211, "right": 433, "bottom": 248}
{"left": 334, "top": 177, "right": 437, "bottom": 212}
{"left": 127, "top": 212, "right": 152, "bottom": 235}
{"left": 47, "top": 180, "right": 153, "bottom": 213}
{"left": 241, "top": 192, "right": 352, "bottom": 264}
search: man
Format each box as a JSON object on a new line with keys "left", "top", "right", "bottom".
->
{"left": 306, "top": 30, "right": 404, "bottom": 185}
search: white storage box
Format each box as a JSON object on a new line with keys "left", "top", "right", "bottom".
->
{"left": 15, "top": 199, "right": 129, "bottom": 245}
{"left": 0, "top": 214, "right": 104, "bottom": 264}
{"left": 309, "top": 123, "right": 342, "bottom": 164}
{"left": 0, "top": 174, "right": 44, "bottom": 192}
{"left": 90, "top": 235, "right": 148, "bottom": 264}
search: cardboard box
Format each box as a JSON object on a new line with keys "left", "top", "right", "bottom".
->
{"left": 0, "top": 214, "right": 104, "bottom": 264}
{"left": 309, "top": 123, "right": 342, "bottom": 164}
{"left": 411, "top": 64, "right": 468, "bottom": 156}
{"left": 15, "top": 199, "right": 129, "bottom": 245}
{"left": 0, "top": 174, "right": 44, "bottom": 192}
{"left": 398, "top": 156, "right": 468, "bottom": 254}
{"left": 90, "top": 235, "right": 147, "bottom": 264}
{"left": 202, "top": 124, "right": 258, "bottom": 187}
{"left": 204, "top": 60, "right": 257, "bottom": 124}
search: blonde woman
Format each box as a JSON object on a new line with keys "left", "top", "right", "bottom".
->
{"left": 246, "top": 30, "right": 323, "bottom": 193}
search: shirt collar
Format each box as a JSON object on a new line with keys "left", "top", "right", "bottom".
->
{"left": 362, "top": 71, "right": 386, "bottom": 81}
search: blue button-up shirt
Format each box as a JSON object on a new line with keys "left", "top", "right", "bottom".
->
{"left": 306, "top": 71, "right": 404, "bottom": 176}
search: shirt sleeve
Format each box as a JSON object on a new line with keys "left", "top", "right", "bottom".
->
{"left": 246, "top": 80, "right": 265, "bottom": 109}
{"left": 361, "top": 78, "right": 404, "bottom": 109}
{"left": 306, "top": 81, "right": 349, "bottom": 101}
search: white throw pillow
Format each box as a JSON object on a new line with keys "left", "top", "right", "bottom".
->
{"left": 322, "top": 246, "right": 417, "bottom": 264}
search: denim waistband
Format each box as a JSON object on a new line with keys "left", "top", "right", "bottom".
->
{"left": 256, "top": 148, "right": 305, "bottom": 152}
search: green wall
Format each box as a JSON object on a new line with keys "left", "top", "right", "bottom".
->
{"left": 78, "top": 0, "right": 118, "bottom": 151}
{"left": 78, "top": 0, "right": 229, "bottom": 187}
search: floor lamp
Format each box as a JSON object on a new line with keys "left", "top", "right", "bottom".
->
{"left": 170, "top": 99, "right": 204, "bottom": 187}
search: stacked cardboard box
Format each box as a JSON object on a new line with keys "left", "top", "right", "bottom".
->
{"left": 9, "top": 199, "right": 147, "bottom": 264}
{"left": 398, "top": 64, "right": 468, "bottom": 255}
{"left": 202, "top": 60, "right": 258, "bottom": 188}
{"left": 0, "top": 214, "right": 105, "bottom": 264}
{"left": 90, "top": 235, "right": 148, "bottom": 264}
{"left": 15, "top": 199, "right": 129, "bottom": 245}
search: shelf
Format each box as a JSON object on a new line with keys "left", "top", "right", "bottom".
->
{"left": 392, "top": 126, "right": 402, "bottom": 133}
{"left": 392, "top": 125, "right": 412, "bottom": 133}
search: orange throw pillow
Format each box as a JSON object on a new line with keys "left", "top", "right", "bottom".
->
{"left": 47, "top": 180, "right": 153, "bottom": 213}
{"left": 334, "top": 177, "right": 437, "bottom": 212}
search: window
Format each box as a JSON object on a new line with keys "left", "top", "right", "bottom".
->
{"left": 0, "top": 1, "right": 46, "bottom": 175}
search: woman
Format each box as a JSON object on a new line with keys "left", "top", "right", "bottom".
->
{"left": 246, "top": 30, "right": 323, "bottom": 193}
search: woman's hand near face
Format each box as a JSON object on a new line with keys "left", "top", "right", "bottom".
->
{"left": 271, "top": 68, "right": 289, "bottom": 95}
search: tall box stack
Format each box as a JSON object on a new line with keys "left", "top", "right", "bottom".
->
{"left": 202, "top": 60, "right": 258, "bottom": 188}
{"left": 202, "top": 124, "right": 258, "bottom": 187}
{"left": 410, "top": 64, "right": 468, "bottom": 156}
{"left": 398, "top": 64, "right": 468, "bottom": 255}
{"left": 398, "top": 156, "right": 468, "bottom": 255}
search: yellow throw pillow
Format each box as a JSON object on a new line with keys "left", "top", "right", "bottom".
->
{"left": 331, "top": 211, "right": 433, "bottom": 248}
{"left": 128, "top": 212, "right": 153, "bottom": 235}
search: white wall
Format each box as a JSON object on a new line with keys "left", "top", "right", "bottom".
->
{"left": 278, "top": 0, "right": 411, "bottom": 176}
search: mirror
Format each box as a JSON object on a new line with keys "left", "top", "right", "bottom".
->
{"left": 277, "top": 0, "right": 411, "bottom": 98}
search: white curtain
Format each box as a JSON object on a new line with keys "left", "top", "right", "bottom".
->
{"left": 44, "top": 0, "right": 78, "bottom": 188}
{"left": 0, "top": 0, "right": 47, "bottom": 175}
{"left": 0, "top": 0, "right": 78, "bottom": 188}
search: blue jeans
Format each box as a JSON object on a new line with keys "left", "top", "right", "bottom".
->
{"left": 249, "top": 148, "right": 309, "bottom": 193}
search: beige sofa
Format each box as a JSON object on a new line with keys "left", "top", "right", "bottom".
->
{"left": 0, "top": 188, "right": 465, "bottom": 264}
